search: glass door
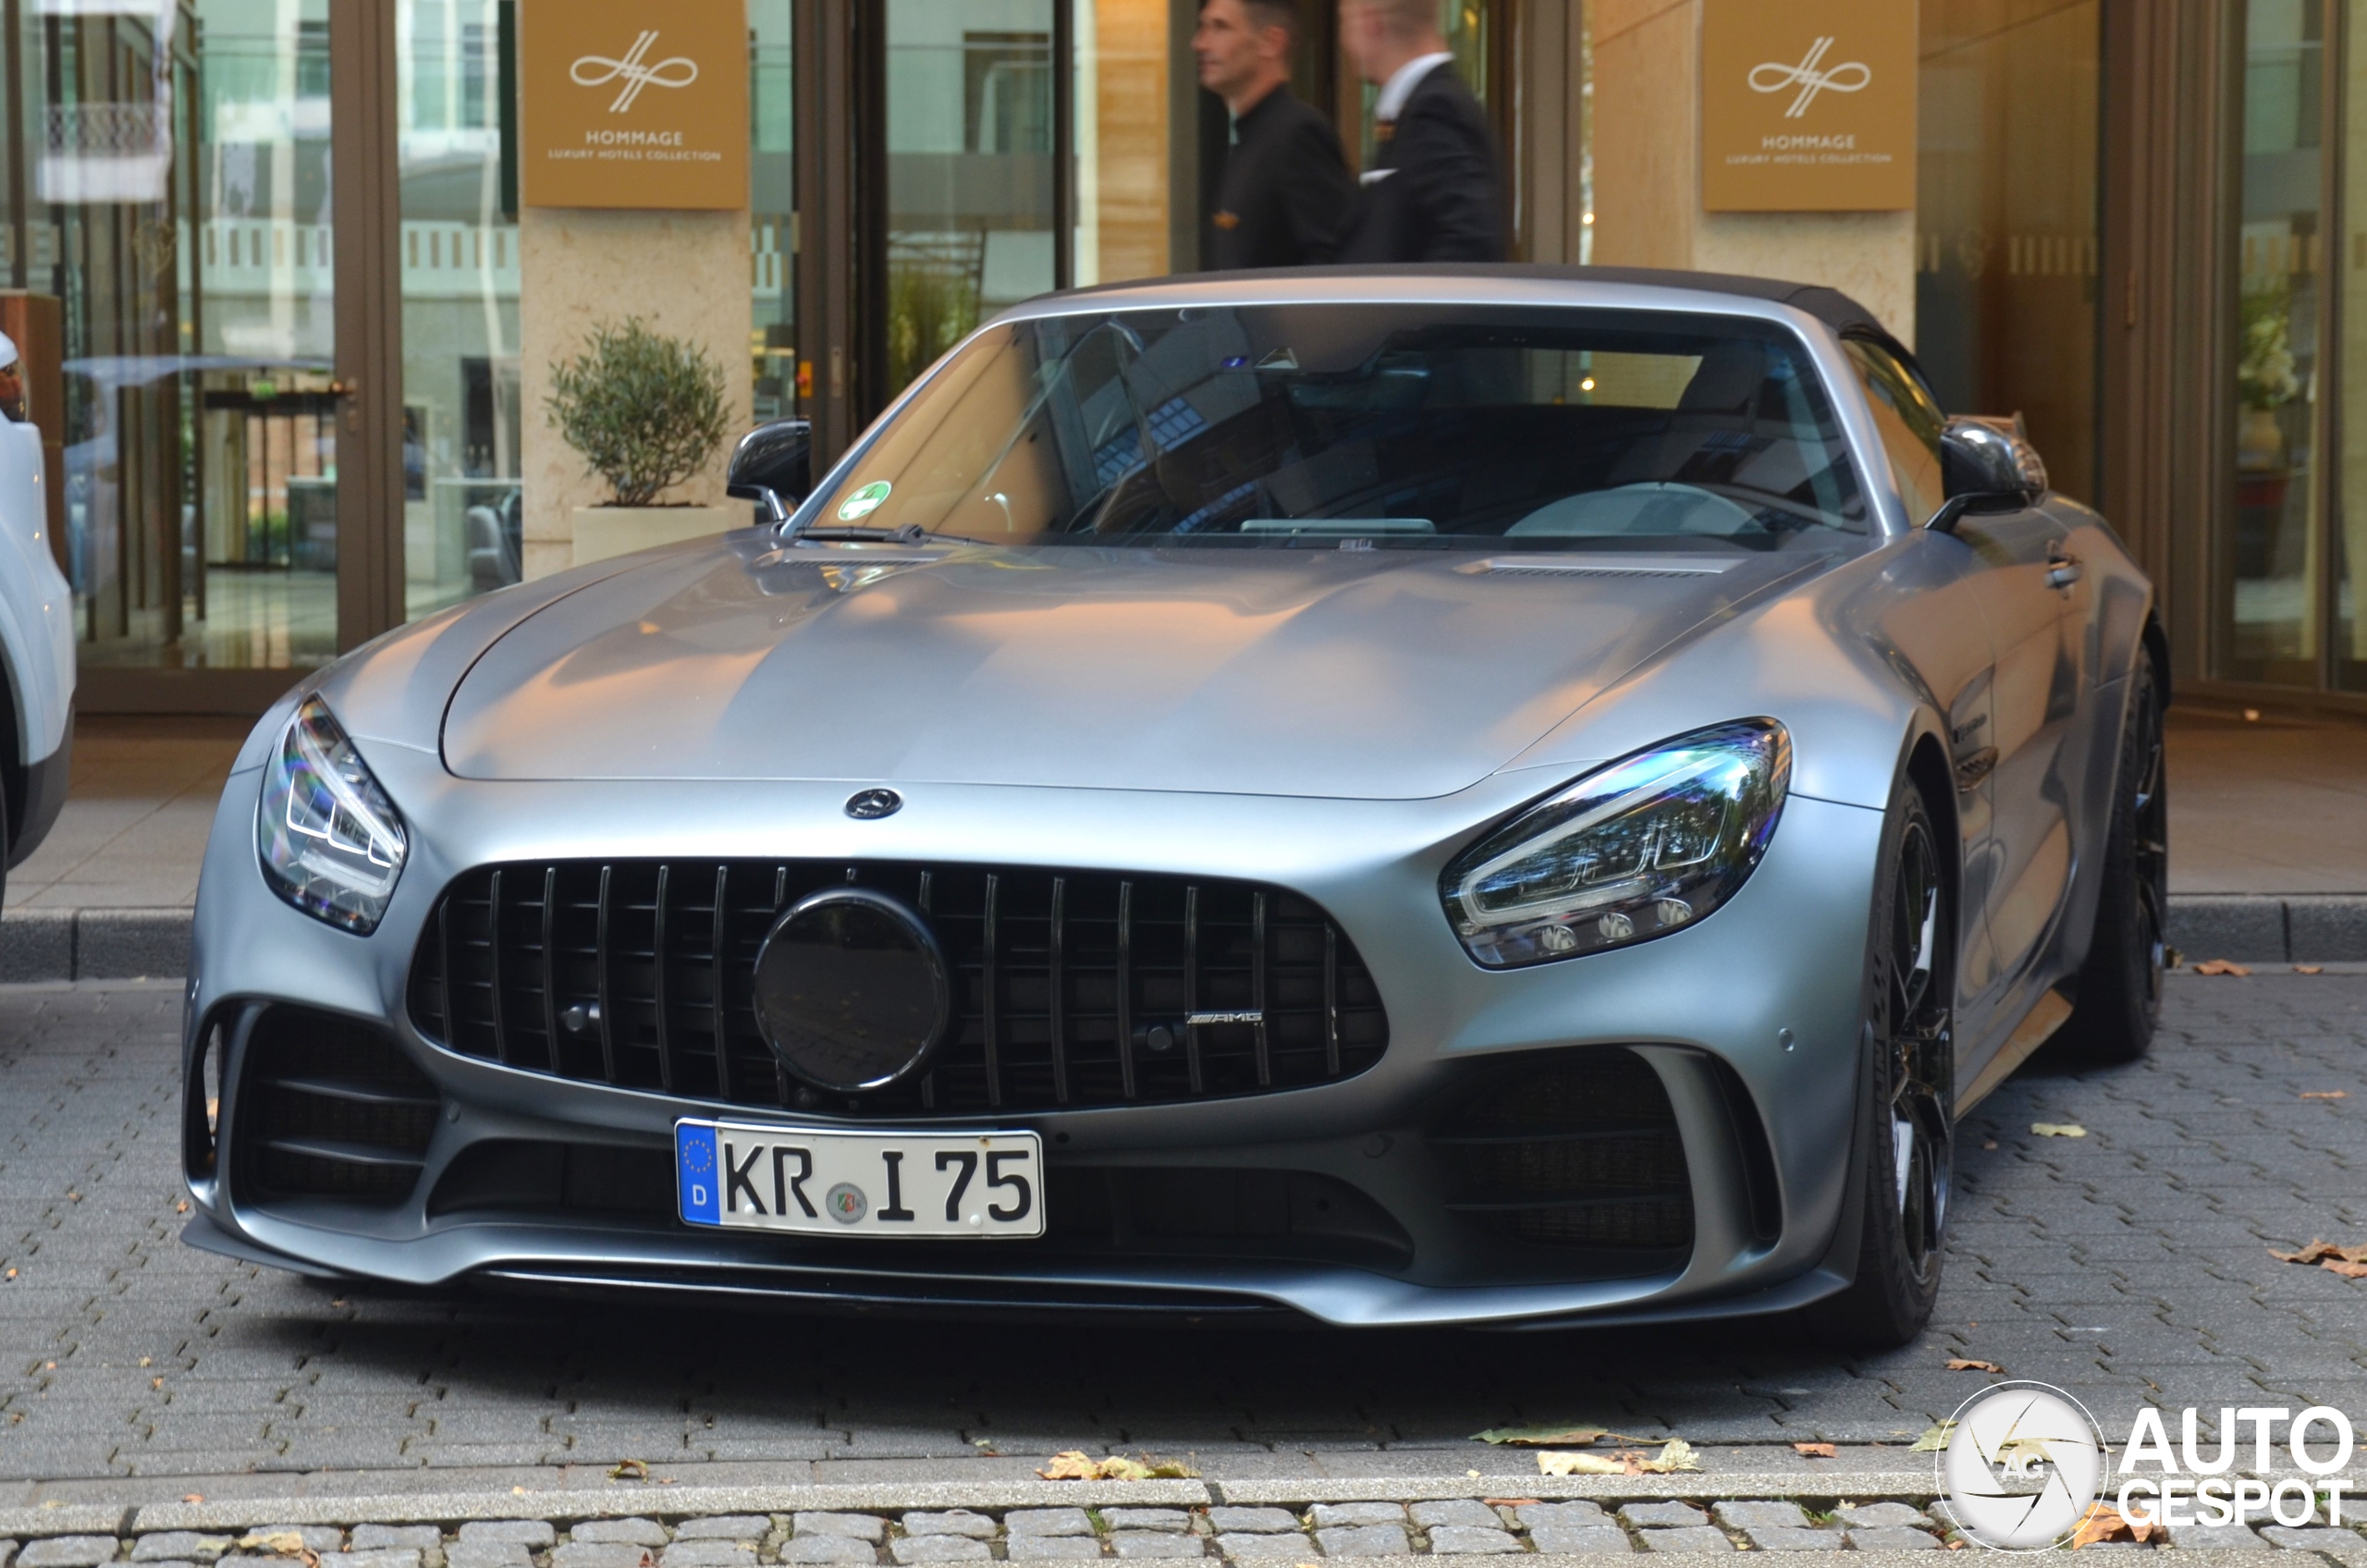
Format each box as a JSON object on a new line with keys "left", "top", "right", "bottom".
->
{"left": 868, "top": 0, "right": 1061, "bottom": 406}
{"left": 2226, "top": 0, "right": 2325, "bottom": 687}
{"left": 395, "top": 0, "right": 521, "bottom": 612}
{"left": 8, "top": 0, "right": 345, "bottom": 689}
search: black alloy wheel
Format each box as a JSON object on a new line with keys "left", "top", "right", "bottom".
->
{"left": 1821, "top": 784, "right": 1955, "bottom": 1346}
{"left": 2058, "top": 655, "right": 2167, "bottom": 1063}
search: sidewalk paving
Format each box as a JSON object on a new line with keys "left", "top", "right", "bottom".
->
{"left": 2, "top": 704, "right": 2364, "bottom": 979}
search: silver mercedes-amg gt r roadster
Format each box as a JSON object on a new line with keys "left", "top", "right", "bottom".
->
{"left": 182, "top": 266, "right": 2165, "bottom": 1344}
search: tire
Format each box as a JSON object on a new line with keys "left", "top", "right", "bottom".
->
{"left": 1818, "top": 783, "right": 1955, "bottom": 1349}
{"left": 2055, "top": 656, "right": 2167, "bottom": 1065}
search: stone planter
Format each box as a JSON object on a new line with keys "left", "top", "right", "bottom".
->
{"left": 570, "top": 504, "right": 743, "bottom": 567}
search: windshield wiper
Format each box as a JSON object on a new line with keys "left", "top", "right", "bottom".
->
{"left": 791, "top": 522, "right": 941, "bottom": 544}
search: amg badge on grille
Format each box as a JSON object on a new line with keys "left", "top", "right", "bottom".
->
{"left": 751, "top": 888, "right": 950, "bottom": 1092}
{"left": 844, "top": 788, "right": 902, "bottom": 819}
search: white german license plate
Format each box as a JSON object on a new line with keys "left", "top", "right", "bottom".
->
{"left": 675, "top": 1120, "right": 1045, "bottom": 1239}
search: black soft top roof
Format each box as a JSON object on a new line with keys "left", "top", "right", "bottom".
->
{"left": 1053, "top": 262, "right": 1907, "bottom": 361}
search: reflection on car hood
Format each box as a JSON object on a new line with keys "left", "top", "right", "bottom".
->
{"left": 443, "top": 541, "right": 1825, "bottom": 799}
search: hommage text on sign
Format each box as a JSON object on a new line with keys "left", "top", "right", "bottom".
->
{"left": 519, "top": 0, "right": 749, "bottom": 210}
{"left": 1700, "top": 0, "right": 1915, "bottom": 213}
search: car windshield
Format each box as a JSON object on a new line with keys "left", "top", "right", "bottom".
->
{"left": 806, "top": 303, "right": 1869, "bottom": 551}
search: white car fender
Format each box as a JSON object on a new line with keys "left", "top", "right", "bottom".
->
{"left": 0, "top": 416, "right": 75, "bottom": 765}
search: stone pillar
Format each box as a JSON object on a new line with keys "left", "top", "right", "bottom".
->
{"left": 1590, "top": 0, "right": 1917, "bottom": 345}
{"left": 518, "top": 208, "right": 754, "bottom": 581}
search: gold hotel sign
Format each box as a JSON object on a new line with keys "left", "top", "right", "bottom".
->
{"left": 1700, "top": 0, "right": 1916, "bottom": 213}
{"left": 518, "top": 0, "right": 749, "bottom": 210}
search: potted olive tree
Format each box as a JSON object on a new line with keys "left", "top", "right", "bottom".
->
{"left": 546, "top": 317, "right": 736, "bottom": 565}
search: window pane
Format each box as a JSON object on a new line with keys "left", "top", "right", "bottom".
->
{"left": 18, "top": 0, "right": 339, "bottom": 670}
{"left": 2339, "top": 0, "right": 2367, "bottom": 691}
{"left": 398, "top": 0, "right": 521, "bottom": 617}
{"left": 2227, "top": 0, "right": 2324, "bottom": 685}
{"left": 884, "top": 0, "right": 1056, "bottom": 401}
{"left": 1914, "top": 0, "right": 2101, "bottom": 507}
{"left": 752, "top": 0, "right": 795, "bottom": 422}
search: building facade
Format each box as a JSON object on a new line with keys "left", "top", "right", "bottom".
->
{"left": 0, "top": 0, "right": 2352, "bottom": 715}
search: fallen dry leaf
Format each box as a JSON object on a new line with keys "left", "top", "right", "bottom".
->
{"left": 2071, "top": 1501, "right": 2156, "bottom": 1549}
{"left": 1947, "top": 1358, "right": 2005, "bottom": 1374}
{"left": 1037, "top": 1450, "right": 1196, "bottom": 1481}
{"left": 1910, "top": 1421, "right": 1957, "bottom": 1452}
{"left": 181, "top": 1494, "right": 203, "bottom": 1504}
{"left": 2301, "top": 1091, "right": 2348, "bottom": 1100}
{"left": 2031, "top": 1123, "right": 2088, "bottom": 1138}
{"left": 237, "top": 1531, "right": 320, "bottom": 1568}
{"left": 1474, "top": 1423, "right": 1610, "bottom": 1447}
{"left": 2269, "top": 1239, "right": 2367, "bottom": 1279}
{"left": 1793, "top": 1441, "right": 1838, "bottom": 1458}
{"left": 2193, "top": 960, "right": 2250, "bottom": 976}
{"left": 175, "top": 1199, "right": 190, "bottom": 1214}
{"left": 608, "top": 1458, "right": 648, "bottom": 1481}
{"left": 1485, "top": 1499, "right": 1541, "bottom": 1509}
{"left": 1539, "top": 1438, "right": 1699, "bottom": 1476}
{"left": 4, "top": 1268, "right": 14, "bottom": 1279}
{"left": 2296, "top": 965, "right": 2325, "bottom": 975}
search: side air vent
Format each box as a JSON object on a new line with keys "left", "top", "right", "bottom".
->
{"left": 238, "top": 1007, "right": 441, "bottom": 1206}
{"left": 1429, "top": 1047, "right": 1693, "bottom": 1262}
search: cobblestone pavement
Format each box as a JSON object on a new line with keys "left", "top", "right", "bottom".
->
{"left": 3, "top": 974, "right": 2366, "bottom": 1492}
{"left": 0, "top": 1499, "right": 2065, "bottom": 1565}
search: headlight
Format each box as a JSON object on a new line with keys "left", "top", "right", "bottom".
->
{"left": 1441, "top": 719, "right": 1790, "bottom": 968}
{"left": 256, "top": 697, "right": 409, "bottom": 935}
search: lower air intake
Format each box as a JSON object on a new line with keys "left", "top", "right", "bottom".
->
{"left": 238, "top": 1007, "right": 440, "bottom": 1206}
{"left": 1429, "top": 1047, "right": 1694, "bottom": 1256}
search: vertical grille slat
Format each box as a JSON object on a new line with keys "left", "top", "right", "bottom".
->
{"left": 652, "top": 863, "right": 676, "bottom": 1094}
{"left": 1323, "top": 922, "right": 1342, "bottom": 1077}
{"left": 1251, "top": 890, "right": 1270, "bottom": 1088}
{"left": 595, "top": 864, "right": 618, "bottom": 1084}
{"left": 1182, "top": 884, "right": 1205, "bottom": 1096}
{"left": 538, "top": 865, "right": 560, "bottom": 1072}
{"left": 485, "top": 867, "right": 510, "bottom": 1067}
{"left": 1116, "top": 879, "right": 1137, "bottom": 1101}
{"left": 711, "top": 864, "right": 733, "bottom": 1101}
{"left": 411, "top": 860, "right": 1388, "bottom": 1116}
{"left": 1048, "top": 876, "right": 1069, "bottom": 1106}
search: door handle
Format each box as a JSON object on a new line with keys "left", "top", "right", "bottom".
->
{"left": 2045, "top": 552, "right": 2083, "bottom": 590}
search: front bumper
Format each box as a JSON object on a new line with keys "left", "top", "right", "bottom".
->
{"left": 184, "top": 748, "right": 1886, "bottom": 1328}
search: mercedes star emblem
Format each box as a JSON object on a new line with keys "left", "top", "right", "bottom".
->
{"left": 845, "top": 788, "right": 902, "bottom": 819}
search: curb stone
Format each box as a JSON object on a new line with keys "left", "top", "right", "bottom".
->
{"left": 2167, "top": 894, "right": 2367, "bottom": 962}
{"left": 7, "top": 895, "right": 2367, "bottom": 985}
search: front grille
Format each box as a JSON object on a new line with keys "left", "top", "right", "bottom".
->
{"left": 237, "top": 1007, "right": 441, "bottom": 1206}
{"left": 409, "top": 861, "right": 1389, "bottom": 1115}
{"left": 1428, "top": 1047, "right": 1693, "bottom": 1256}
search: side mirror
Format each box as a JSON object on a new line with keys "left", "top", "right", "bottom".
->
{"left": 727, "top": 418, "right": 812, "bottom": 526}
{"left": 1929, "top": 414, "right": 2046, "bottom": 533}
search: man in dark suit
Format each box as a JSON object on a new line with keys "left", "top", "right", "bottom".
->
{"left": 1196, "top": 0, "right": 1358, "bottom": 270}
{"left": 1338, "top": 0, "right": 1504, "bottom": 263}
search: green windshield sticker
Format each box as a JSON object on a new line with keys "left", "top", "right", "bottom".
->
{"left": 838, "top": 481, "right": 892, "bottom": 521}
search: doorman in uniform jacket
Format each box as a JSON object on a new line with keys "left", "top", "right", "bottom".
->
{"left": 1196, "top": 0, "right": 1358, "bottom": 270}
{"left": 1339, "top": 0, "right": 1504, "bottom": 263}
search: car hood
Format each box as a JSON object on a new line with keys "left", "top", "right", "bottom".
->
{"left": 442, "top": 539, "right": 1826, "bottom": 799}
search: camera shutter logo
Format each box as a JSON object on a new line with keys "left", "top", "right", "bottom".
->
{"left": 571, "top": 31, "right": 699, "bottom": 115}
{"left": 1937, "top": 1382, "right": 2107, "bottom": 1550}
{"left": 1748, "top": 37, "right": 1871, "bottom": 118}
